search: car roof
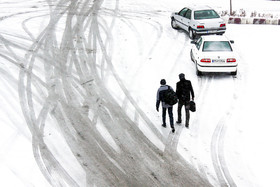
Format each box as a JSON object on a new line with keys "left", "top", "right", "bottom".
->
{"left": 200, "top": 35, "right": 230, "bottom": 42}
{"left": 185, "top": 5, "right": 213, "bottom": 11}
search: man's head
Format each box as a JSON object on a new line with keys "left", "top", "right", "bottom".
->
{"left": 179, "top": 73, "right": 185, "bottom": 80}
{"left": 160, "top": 79, "right": 166, "bottom": 85}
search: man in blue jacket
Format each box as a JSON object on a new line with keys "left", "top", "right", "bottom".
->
{"left": 156, "top": 79, "right": 175, "bottom": 133}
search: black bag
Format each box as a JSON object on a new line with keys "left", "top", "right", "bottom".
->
{"left": 163, "top": 86, "right": 178, "bottom": 105}
{"left": 189, "top": 101, "right": 196, "bottom": 112}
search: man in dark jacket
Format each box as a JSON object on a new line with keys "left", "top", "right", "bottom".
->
{"left": 176, "top": 73, "right": 194, "bottom": 128}
{"left": 156, "top": 79, "right": 175, "bottom": 133}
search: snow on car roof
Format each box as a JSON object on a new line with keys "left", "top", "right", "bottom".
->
{"left": 200, "top": 35, "right": 230, "bottom": 41}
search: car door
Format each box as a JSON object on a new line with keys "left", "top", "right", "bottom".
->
{"left": 183, "top": 9, "right": 192, "bottom": 31}
{"left": 174, "top": 8, "right": 188, "bottom": 29}
{"left": 192, "top": 37, "right": 203, "bottom": 61}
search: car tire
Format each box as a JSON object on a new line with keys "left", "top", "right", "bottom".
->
{"left": 171, "top": 18, "right": 178, "bottom": 29}
{"left": 189, "top": 28, "right": 195, "bottom": 40}
{"left": 190, "top": 50, "right": 194, "bottom": 62}
{"left": 231, "top": 70, "right": 237, "bottom": 76}
{"left": 196, "top": 63, "right": 202, "bottom": 76}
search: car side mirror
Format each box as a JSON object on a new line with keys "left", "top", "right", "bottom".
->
{"left": 230, "top": 40, "right": 234, "bottom": 44}
{"left": 191, "top": 41, "right": 196, "bottom": 44}
{"left": 175, "top": 12, "right": 178, "bottom": 15}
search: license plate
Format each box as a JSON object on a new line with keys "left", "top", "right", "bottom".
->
{"left": 207, "top": 30, "right": 217, "bottom": 33}
{"left": 212, "top": 59, "right": 225, "bottom": 63}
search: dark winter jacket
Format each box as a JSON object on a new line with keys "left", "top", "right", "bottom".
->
{"left": 156, "top": 85, "right": 173, "bottom": 108}
{"left": 176, "top": 78, "right": 194, "bottom": 101}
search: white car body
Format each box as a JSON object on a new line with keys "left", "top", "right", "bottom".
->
{"left": 171, "top": 5, "right": 226, "bottom": 39}
{"left": 190, "top": 35, "right": 238, "bottom": 75}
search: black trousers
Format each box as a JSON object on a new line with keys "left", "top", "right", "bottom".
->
{"left": 177, "top": 100, "right": 190, "bottom": 126}
{"left": 162, "top": 107, "right": 174, "bottom": 128}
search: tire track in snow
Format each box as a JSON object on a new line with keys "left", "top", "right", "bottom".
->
{"left": 1, "top": 0, "right": 213, "bottom": 186}
{"left": 188, "top": 72, "right": 242, "bottom": 187}
{"left": 96, "top": 9, "right": 169, "bottom": 141}
{"left": 46, "top": 1, "right": 132, "bottom": 186}
{"left": 210, "top": 94, "right": 237, "bottom": 187}
{"left": 85, "top": 4, "right": 212, "bottom": 186}
{"left": 189, "top": 73, "right": 238, "bottom": 186}
{"left": 72, "top": 1, "right": 212, "bottom": 186}
{"left": 44, "top": 1, "right": 170, "bottom": 185}
{"left": 96, "top": 13, "right": 166, "bottom": 143}
{"left": 2, "top": 0, "right": 133, "bottom": 186}
{"left": 87, "top": 4, "right": 212, "bottom": 186}
{"left": 1, "top": 0, "right": 82, "bottom": 186}
{"left": 210, "top": 49, "right": 250, "bottom": 187}
{"left": 209, "top": 74, "right": 242, "bottom": 187}
{"left": 189, "top": 76, "right": 218, "bottom": 184}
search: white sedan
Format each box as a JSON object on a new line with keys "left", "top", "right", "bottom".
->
{"left": 190, "top": 35, "right": 238, "bottom": 76}
{"left": 171, "top": 5, "right": 226, "bottom": 39}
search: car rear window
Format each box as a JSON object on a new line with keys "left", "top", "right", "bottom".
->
{"left": 194, "top": 10, "right": 220, "bottom": 20}
{"left": 202, "top": 41, "right": 232, "bottom": 52}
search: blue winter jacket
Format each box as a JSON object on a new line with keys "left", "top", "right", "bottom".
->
{"left": 156, "top": 85, "right": 174, "bottom": 108}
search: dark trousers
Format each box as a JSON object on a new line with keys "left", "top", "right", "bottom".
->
{"left": 162, "top": 107, "right": 174, "bottom": 128}
{"left": 177, "top": 100, "right": 190, "bottom": 125}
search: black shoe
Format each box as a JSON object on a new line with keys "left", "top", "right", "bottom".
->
{"left": 162, "top": 124, "right": 166, "bottom": 128}
{"left": 172, "top": 128, "right": 175, "bottom": 133}
{"left": 185, "top": 124, "right": 189, "bottom": 128}
{"left": 176, "top": 121, "right": 181, "bottom": 124}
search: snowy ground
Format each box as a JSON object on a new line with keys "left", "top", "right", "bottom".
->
{"left": 1, "top": 0, "right": 280, "bottom": 186}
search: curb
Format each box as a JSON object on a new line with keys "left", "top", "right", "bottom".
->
{"left": 253, "top": 18, "right": 266, "bottom": 24}
{"left": 228, "top": 17, "right": 241, "bottom": 24}
{"left": 224, "top": 16, "right": 280, "bottom": 25}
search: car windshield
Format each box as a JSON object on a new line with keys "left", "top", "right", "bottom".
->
{"left": 194, "top": 10, "right": 220, "bottom": 20}
{"left": 202, "top": 41, "right": 232, "bottom": 52}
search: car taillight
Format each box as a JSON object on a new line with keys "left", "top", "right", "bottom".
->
{"left": 197, "top": 25, "right": 204, "bottom": 29}
{"left": 227, "top": 58, "right": 236, "bottom": 62}
{"left": 220, "top": 23, "right": 226, "bottom": 27}
{"left": 201, "top": 58, "right": 211, "bottom": 63}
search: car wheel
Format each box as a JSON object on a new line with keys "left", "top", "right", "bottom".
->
{"left": 190, "top": 50, "right": 194, "bottom": 62}
{"left": 196, "top": 63, "right": 202, "bottom": 76}
{"left": 231, "top": 70, "right": 237, "bottom": 76}
{"left": 189, "top": 28, "right": 195, "bottom": 40}
{"left": 171, "top": 18, "right": 178, "bottom": 29}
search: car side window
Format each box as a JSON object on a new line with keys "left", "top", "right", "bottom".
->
{"left": 196, "top": 38, "right": 202, "bottom": 50}
{"left": 185, "top": 9, "right": 192, "bottom": 19}
{"left": 179, "top": 8, "right": 188, "bottom": 17}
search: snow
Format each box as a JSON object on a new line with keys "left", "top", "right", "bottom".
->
{"left": 1, "top": 0, "right": 280, "bottom": 186}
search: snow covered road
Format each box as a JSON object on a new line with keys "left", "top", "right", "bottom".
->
{"left": 1, "top": 0, "right": 280, "bottom": 186}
